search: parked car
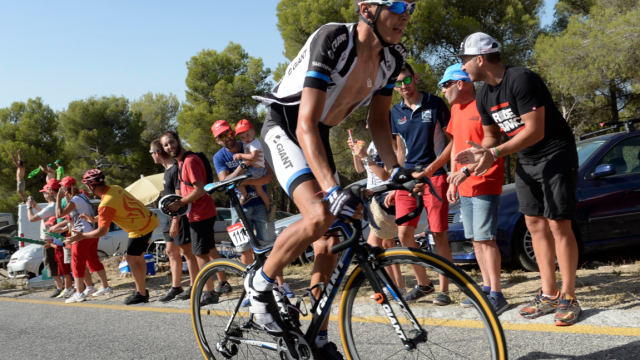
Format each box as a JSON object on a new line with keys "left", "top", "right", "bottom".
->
{"left": 446, "top": 119, "right": 640, "bottom": 271}
{"left": 8, "top": 207, "right": 166, "bottom": 278}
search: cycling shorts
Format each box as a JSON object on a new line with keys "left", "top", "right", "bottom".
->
{"left": 261, "top": 104, "right": 339, "bottom": 197}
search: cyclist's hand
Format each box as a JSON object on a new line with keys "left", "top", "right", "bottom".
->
{"left": 384, "top": 190, "right": 396, "bottom": 207}
{"left": 326, "top": 187, "right": 360, "bottom": 220}
{"left": 446, "top": 185, "right": 458, "bottom": 203}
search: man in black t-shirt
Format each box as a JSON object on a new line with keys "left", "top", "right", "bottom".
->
{"left": 150, "top": 139, "right": 198, "bottom": 302}
{"left": 454, "top": 33, "right": 581, "bottom": 326}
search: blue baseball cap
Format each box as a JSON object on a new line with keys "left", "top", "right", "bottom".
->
{"left": 438, "top": 63, "right": 471, "bottom": 85}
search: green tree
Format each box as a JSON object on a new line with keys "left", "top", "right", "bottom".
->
{"left": 131, "top": 92, "right": 180, "bottom": 144}
{"left": 59, "top": 96, "right": 155, "bottom": 187}
{"left": 0, "top": 98, "right": 61, "bottom": 214}
{"left": 177, "top": 42, "right": 272, "bottom": 159}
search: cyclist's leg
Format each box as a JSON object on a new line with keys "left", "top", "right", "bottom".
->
{"left": 311, "top": 234, "right": 340, "bottom": 338}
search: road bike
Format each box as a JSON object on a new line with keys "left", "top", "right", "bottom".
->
{"left": 190, "top": 174, "right": 508, "bottom": 360}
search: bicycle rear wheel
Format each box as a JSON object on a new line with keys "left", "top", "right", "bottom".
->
{"left": 339, "top": 248, "right": 507, "bottom": 360}
{"left": 191, "top": 259, "right": 278, "bottom": 359}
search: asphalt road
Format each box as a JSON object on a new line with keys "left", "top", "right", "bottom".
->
{"left": 1, "top": 297, "right": 640, "bottom": 360}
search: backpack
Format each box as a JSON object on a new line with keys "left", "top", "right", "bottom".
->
{"left": 77, "top": 193, "right": 99, "bottom": 230}
{"left": 179, "top": 151, "right": 215, "bottom": 188}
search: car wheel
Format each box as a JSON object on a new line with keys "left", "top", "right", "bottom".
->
{"left": 297, "top": 245, "right": 315, "bottom": 264}
{"left": 514, "top": 221, "right": 539, "bottom": 272}
{"left": 147, "top": 242, "right": 168, "bottom": 263}
{"left": 38, "top": 263, "right": 45, "bottom": 276}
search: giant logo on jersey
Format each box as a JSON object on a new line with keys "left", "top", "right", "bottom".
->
{"left": 327, "top": 33, "right": 347, "bottom": 60}
{"left": 288, "top": 49, "right": 307, "bottom": 75}
{"left": 490, "top": 102, "right": 525, "bottom": 136}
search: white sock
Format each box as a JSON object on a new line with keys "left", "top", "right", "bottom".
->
{"left": 252, "top": 267, "right": 276, "bottom": 292}
{"left": 542, "top": 293, "right": 556, "bottom": 298}
{"left": 316, "top": 330, "right": 329, "bottom": 347}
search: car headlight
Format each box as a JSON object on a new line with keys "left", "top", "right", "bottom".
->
{"left": 452, "top": 212, "right": 462, "bottom": 224}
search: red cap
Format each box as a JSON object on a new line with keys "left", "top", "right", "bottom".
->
{"left": 235, "top": 119, "right": 254, "bottom": 135}
{"left": 60, "top": 176, "right": 77, "bottom": 188}
{"left": 212, "top": 120, "right": 232, "bottom": 138}
{"left": 43, "top": 178, "right": 61, "bottom": 191}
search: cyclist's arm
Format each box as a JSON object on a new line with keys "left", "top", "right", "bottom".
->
{"left": 369, "top": 95, "right": 399, "bottom": 170}
{"left": 297, "top": 87, "right": 336, "bottom": 190}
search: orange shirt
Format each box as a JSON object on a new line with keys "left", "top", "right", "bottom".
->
{"left": 98, "top": 185, "right": 159, "bottom": 238}
{"left": 446, "top": 100, "right": 504, "bottom": 197}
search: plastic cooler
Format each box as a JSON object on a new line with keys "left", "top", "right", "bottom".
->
{"left": 119, "top": 254, "right": 156, "bottom": 276}
{"left": 119, "top": 261, "right": 131, "bottom": 274}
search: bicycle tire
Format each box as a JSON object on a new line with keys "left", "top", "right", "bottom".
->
{"left": 191, "top": 259, "right": 278, "bottom": 360}
{"left": 339, "top": 248, "right": 508, "bottom": 360}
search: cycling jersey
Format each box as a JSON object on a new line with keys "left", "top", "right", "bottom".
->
{"left": 257, "top": 23, "right": 406, "bottom": 196}
{"left": 254, "top": 22, "right": 406, "bottom": 123}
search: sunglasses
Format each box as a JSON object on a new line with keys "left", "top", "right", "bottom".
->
{"left": 395, "top": 76, "right": 412, "bottom": 88}
{"left": 439, "top": 81, "right": 457, "bottom": 90}
{"left": 216, "top": 131, "right": 234, "bottom": 141}
{"left": 387, "top": 1, "right": 416, "bottom": 15}
{"left": 149, "top": 150, "right": 159, "bottom": 154}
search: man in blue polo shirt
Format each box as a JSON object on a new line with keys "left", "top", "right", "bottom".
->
{"left": 212, "top": 120, "right": 295, "bottom": 304}
{"left": 385, "top": 63, "right": 455, "bottom": 305}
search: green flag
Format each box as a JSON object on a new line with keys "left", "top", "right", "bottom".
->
{"left": 27, "top": 167, "right": 41, "bottom": 178}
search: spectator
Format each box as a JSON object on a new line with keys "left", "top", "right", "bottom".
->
{"left": 456, "top": 33, "right": 581, "bottom": 326}
{"left": 386, "top": 63, "right": 454, "bottom": 305}
{"left": 439, "top": 64, "right": 508, "bottom": 314}
{"left": 232, "top": 119, "right": 273, "bottom": 211}
{"left": 348, "top": 134, "right": 406, "bottom": 297}
{"left": 10, "top": 149, "right": 27, "bottom": 203}
{"left": 211, "top": 120, "right": 294, "bottom": 306}
{"left": 161, "top": 131, "right": 228, "bottom": 305}
{"left": 54, "top": 160, "right": 64, "bottom": 180}
{"left": 25, "top": 179, "right": 69, "bottom": 297}
{"left": 57, "top": 176, "right": 112, "bottom": 303}
{"left": 150, "top": 139, "right": 198, "bottom": 302}
{"left": 39, "top": 164, "right": 56, "bottom": 182}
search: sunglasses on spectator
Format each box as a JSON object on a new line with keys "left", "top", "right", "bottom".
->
{"left": 439, "top": 81, "right": 457, "bottom": 90}
{"left": 149, "top": 150, "right": 160, "bottom": 154}
{"left": 395, "top": 76, "right": 412, "bottom": 88}
{"left": 216, "top": 131, "right": 234, "bottom": 141}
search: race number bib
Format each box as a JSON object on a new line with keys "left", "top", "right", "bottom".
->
{"left": 227, "top": 223, "right": 250, "bottom": 247}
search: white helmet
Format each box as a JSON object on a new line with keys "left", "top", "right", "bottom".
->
{"left": 159, "top": 194, "right": 191, "bottom": 217}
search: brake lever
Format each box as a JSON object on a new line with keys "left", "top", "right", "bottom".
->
{"left": 422, "top": 176, "right": 443, "bottom": 202}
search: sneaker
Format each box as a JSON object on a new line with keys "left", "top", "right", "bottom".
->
{"left": 215, "top": 282, "right": 233, "bottom": 295}
{"left": 49, "top": 288, "right": 63, "bottom": 298}
{"left": 519, "top": 289, "right": 559, "bottom": 319}
{"left": 555, "top": 293, "right": 581, "bottom": 326}
{"left": 91, "top": 286, "right": 113, "bottom": 297}
{"left": 123, "top": 290, "right": 149, "bottom": 305}
{"left": 175, "top": 286, "right": 192, "bottom": 301}
{"left": 241, "top": 294, "right": 251, "bottom": 307}
{"left": 244, "top": 267, "right": 284, "bottom": 335}
{"left": 158, "top": 288, "right": 183, "bottom": 302}
{"left": 317, "top": 342, "right": 344, "bottom": 360}
{"left": 280, "top": 283, "right": 295, "bottom": 299}
{"left": 83, "top": 286, "right": 97, "bottom": 297}
{"left": 433, "top": 292, "right": 452, "bottom": 306}
{"left": 403, "top": 283, "right": 435, "bottom": 302}
{"left": 240, "top": 193, "right": 257, "bottom": 205}
{"left": 489, "top": 294, "right": 509, "bottom": 315}
{"left": 268, "top": 205, "right": 277, "bottom": 222}
{"left": 461, "top": 288, "right": 490, "bottom": 308}
{"left": 200, "top": 291, "right": 220, "bottom": 306}
{"left": 57, "top": 288, "right": 74, "bottom": 299}
{"left": 65, "top": 292, "right": 86, "bottom": 304}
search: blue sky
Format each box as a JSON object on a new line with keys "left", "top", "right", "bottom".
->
{"left": 0, "top": 0, "right": 557, "bottom": 111}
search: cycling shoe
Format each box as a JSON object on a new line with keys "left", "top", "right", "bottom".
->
{"left": 244, "top": 267, "right": 285, "bottom": 336}
{"left": 317, "top": 342, "right": 344, "bottom": 360}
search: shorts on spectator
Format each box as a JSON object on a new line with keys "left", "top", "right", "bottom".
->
{"left": 395, "top": 174, "right": 449, "bottom": 232}
{"left": 43, "top": 246, "right": 58, "bottom": 277}
{"left": 459, "top": 194, "right": 500, "bottom": 241}
{"left": 127, "top": 231, "right": 153, "bottom": 257}
{"left": 17, "top": 180, "right": 25, "bottom": 192}
{"left": 231, "top": 204, "right": 275, "bottom": 252}
{"left": 190, "top": 216, "right": 216, "bottom": 256}
{"left": 72, "top": 238, "right": 104, "bottom": 277}
{"left": 163, "top": 216, "right": 191, "bottom": 246}
{"left": 516, "top": 152, "right": 578, "bottom": 220}
{"left": 247, "top": 166, "right": 267, "bottom": 180}
{"left": 54, "top": 246, "right": 71, "bottom": 276}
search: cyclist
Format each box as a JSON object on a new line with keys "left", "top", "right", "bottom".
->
{"left": 68, "top": 170, "right": 159, "bottom": 305}
{"left": 245, "top": 1, "right": 416, "bottom": 356}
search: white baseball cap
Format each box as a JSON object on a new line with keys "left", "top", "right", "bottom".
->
{"left": 455, "top": 32, "right": 500, "bottom": 56}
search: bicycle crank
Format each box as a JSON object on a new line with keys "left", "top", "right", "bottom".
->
{"left": 277, "top": 331, "right": 312, "bottom": 360}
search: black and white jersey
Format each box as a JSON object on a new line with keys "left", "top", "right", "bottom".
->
{"left": 254, "top": 23, "right": 407, "bottom": 124}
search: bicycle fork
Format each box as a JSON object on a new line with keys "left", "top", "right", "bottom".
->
{"left": 359, "top": 253, "right": 427, "bottom": 350}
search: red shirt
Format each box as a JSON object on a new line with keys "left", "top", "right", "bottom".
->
{"left": 178, "top": 154, "right": 217, "bottom": 222}
{"left": 446, "top": 100, "right": 504, "bottom": 197}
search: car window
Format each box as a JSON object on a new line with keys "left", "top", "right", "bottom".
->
{"left": 110, "top": 223, "right": 122, "bottom": 232}
{"left": 594, "top": 136, "right": 640, "bottom": 175}
{"left": 218, "top": 210, "right": 232, "bottom": 222}
{"left": 577, "top": 139, "right": 607, "bottom": 167}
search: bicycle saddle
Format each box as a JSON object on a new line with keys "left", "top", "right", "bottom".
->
{"left": 204, "top": 174, "right": 252, "bottom": 195}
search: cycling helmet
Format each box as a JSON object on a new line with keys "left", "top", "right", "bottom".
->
{"left": 159, "top": 194, "right": 191, "bottom": 217}
{"left": 82, "top": 169, "right": 105, "bottom": 187}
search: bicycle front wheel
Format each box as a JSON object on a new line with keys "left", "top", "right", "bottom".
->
{"left": 339, "top": 248, "right": 507, "bottom": 360}
{"left": 191, "top": 259, "right": 278, "bottom": 360}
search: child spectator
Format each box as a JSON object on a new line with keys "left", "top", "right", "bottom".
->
{"left": 233, "top": 119, "right": 271, "bottom": 210}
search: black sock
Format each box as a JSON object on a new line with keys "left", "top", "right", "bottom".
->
{"left": 418, "top": 283, "right": 434, "bottom": 292}
{"left": 172, "top": 287, "right": 182, "bottom": 292}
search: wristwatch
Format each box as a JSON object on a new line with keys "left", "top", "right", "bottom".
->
{"left": 461, "top": 166, "right": 471, "bottom": 177}
{"left": 240, "top": 163, "right": 248, "bottom": 170}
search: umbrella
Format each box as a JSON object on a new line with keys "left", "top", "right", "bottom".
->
{"left": 125, "top": 174, "right": 165, "bottom": 205}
